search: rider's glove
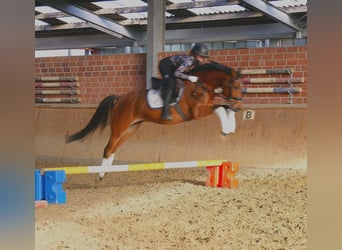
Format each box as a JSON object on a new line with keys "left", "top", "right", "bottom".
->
{"left": 188, "top": 76, "right": 199, "bottom": 83}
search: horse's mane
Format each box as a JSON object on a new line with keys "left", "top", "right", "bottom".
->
{"left": 190, "top": 60, "right": 233, "bottom": 76}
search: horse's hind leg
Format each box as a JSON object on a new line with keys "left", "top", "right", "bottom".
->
{"left": 99, "top": 122, "right": 142, "bottom": 179}
{"left": 99, "top": 150, "right": 115, "bottom": 179}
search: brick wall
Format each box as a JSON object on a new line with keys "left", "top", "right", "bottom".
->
{"left": 35, "top": 46, "right": 307, "bottom": 105}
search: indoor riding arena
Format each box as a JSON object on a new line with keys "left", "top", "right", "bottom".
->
{"left": 35, "top": 1, "right": 307, "bottom": 249}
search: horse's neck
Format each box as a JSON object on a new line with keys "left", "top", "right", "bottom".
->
{"left": 194, "top": 71, "right": 221, "bottom": 89}
{"left": 197, "top": 77, "right": 218, "bottom": 91}
{"left": 184, "top": 80, "right": 213, "bottom": 98}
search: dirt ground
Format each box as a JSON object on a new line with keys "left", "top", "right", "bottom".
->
{"left": 35, "top": 158, "right": 307, "bottom": 250}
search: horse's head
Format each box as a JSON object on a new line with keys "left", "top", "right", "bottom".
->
{"left": 221, "top": 68, "right": 243, "bottom": 111}
{"left": 191, "top": 61, "right": 243, "bottom": 111}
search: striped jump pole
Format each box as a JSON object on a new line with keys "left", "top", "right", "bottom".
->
{"left": 36, "top": 160, "right": 239, "bottom": 207}
{"left": 41, "top": 160, "right": 229, "bottom": 175}
{"left": 35, "top": 76, "right": 79, "bottom": 82}
{"left": 242, "top": 77, "right": 304, "bottom": 84}
{"left": 242, "top": 87, "right": 302, "bottom": 93}
{"left": 35, "top": 82, "right": 80, "bottom": 88}
{"left": 35, "top": 97, "right": 81, "bottom": 103}
{"left": 35, "top": 89, "right": 81, "bottom": 95}
{"left": 241, "top": 68, "right": 293, "bottom": 75}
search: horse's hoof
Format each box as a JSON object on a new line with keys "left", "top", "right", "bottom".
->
{"left": 98, "top": 172, "right": 106, "bottom": 180}
{"left": 221, "top": 131, "right": 234, "bottom": 136}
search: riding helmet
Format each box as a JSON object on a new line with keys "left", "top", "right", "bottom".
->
{"left": 190, "top": 43, "right": 209, "bottom": 57}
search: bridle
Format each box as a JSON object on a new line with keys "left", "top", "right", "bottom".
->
{"left": 194, "top": 77, "right": 242, "bottom": 102}
{"left": 224, "top": 78, "right": 243, "bottom": 101}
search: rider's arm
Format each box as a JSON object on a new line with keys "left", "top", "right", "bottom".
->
{"left": 174, "top": 57, "right": 196, "bottom": 80}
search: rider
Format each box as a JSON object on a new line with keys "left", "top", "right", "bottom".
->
{"left": 158, "top": 43, "right": 209, "bottom": 120}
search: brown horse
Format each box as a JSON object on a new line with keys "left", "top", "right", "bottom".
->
{"left": 66, "top": 61, "right": 243, "bottom": 177}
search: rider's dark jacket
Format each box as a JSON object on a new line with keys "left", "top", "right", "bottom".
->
{"left": 167, "top": 55, "right": 198, "bottom": 80}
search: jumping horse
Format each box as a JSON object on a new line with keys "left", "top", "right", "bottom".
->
{"left": 66, "top": 61, "right": 243, "bottom": 178}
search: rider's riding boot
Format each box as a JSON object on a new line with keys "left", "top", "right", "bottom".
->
{"left": 161, "top": 90, "right": 172, "bottom": 120}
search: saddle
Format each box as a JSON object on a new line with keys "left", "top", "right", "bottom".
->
{"left": 151, "top": 77, "right": 164, "bottom": 90}
{"left": 147, "top": 77, "right": 184, "bottom": 109}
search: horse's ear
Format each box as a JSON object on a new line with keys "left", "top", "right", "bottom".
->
{"left": 236, "top": 68, "right": 242, "bottom": 79}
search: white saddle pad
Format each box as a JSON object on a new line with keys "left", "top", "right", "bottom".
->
{"left": 147, "top": 88, "right": 183, "bottom": 109}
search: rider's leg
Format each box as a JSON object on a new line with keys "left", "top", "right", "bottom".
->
{"left": 161, "top": 77, "right": 174, "bottom": 120}
{"left": 158, "top": 58, "right": 176, "bottom": 121}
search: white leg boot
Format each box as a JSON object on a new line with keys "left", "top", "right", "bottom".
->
{"left": 99, "top": 153, "right": 115, "bottom": 179}
{"left": 214, "top": 107, "right": 236, "bottom": 135}
{"left": 226, "top": 108, "right": 236, "bottom": 133}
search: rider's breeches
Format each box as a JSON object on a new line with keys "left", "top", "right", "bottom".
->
{"left": 159, "top": 57, "right": 176, "bottom": 97}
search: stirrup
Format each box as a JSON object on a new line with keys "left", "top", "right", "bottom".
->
{"left": 161, "top": 109, "right": 172, "bottom": 120}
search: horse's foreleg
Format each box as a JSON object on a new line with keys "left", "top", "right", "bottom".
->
{"left": 192, "top": 103, "right": 201, "bottom": 120}
{"left": 226, "top": 108, "right": 236, "bottom": 133}
{"left": 188, "top": 99, "right": 206, "bottom": 120}
{"left": 214, "top": 106, "right": 236, "bottom": 135}
{"left": 192, "top": 102, "right": 214, "bottom": 120}
{"left": 191, "top": 93, "right": 212, "bottom": 120}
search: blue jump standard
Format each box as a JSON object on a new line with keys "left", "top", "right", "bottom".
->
{"left": 35, "top": 169, "right": 67, "bottom": 204}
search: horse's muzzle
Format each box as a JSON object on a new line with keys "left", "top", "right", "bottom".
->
{"left": 226, "top": 98, "right": 243, "bottom": 111}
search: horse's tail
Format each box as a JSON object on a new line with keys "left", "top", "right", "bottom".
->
{"left": 66, "top": 95, "right": 119, "bottom": 143}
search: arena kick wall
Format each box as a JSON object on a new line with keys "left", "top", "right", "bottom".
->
{"left": 35, "top": 46, "right": 307, "bottom": 169}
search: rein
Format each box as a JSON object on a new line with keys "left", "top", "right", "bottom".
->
{"left": 193, "top": 78, "right": 242, "bottom": 101}
{"left": 191, "top": 79, "right": 211, "bottom": 99}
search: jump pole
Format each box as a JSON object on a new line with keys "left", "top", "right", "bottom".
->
{"left": 41, "top": 160, "right": 229, "bottom": 175}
